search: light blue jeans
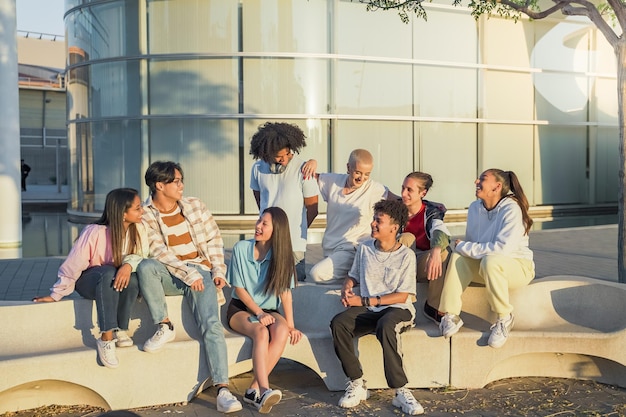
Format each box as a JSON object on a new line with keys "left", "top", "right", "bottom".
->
{"left": 136, "top": 258, "right": 229, "bottom": 385}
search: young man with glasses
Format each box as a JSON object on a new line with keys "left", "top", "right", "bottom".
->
{"left": 138, "top": 161, "right": 242, "bottom": 413}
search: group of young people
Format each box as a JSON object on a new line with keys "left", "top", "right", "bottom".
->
{"left": 32, "top": 122, "right": 535, "bottom": 415}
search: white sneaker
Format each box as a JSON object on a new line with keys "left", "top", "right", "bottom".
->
{"left": 114, "top": 330, "right": 133, "bottom": 348}
{"left": 338, "top": 379, "right": 369, "bottom": 408}
{"left": 488, "top": 313, "right": 514, "bottom": 348}
{"left": 96, "top": 338, "right": 119, "bottom": 368}
{"left": 255, "top": 389, "right": 282, "bottom": 414}
{"left": 439, "top": 313, "right": 464, "bottom": 338}
{"left": 216, "top": 388, "right": 243, "bottom": 413}
{"left": 143, "top": 322, "right": 176, "bottom": 353}
{"left": 393, "top": 387, "right": 424, "bottom": 415}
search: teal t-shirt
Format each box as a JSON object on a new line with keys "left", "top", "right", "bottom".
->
{"left": 227, "top": 239, "right": 294, "bottom": 310}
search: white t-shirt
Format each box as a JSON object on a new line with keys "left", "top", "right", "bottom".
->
{"left": 349, "top": 240, "right": 417, "bottom": 318}
{"left": 318, "top": 173, "right": 388, "bottom": 252}
{"left": 250, "top": 156, "right": 319, "bottom": 252}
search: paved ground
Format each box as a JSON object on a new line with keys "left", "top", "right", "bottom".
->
{"left": 1, "top": 195, "right": 625, "bottom": 416}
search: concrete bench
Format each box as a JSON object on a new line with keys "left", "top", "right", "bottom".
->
{"left": 0, "top": 281, "right": 449, "bottom": 413}
{"left": 451, "top": 275, "right": 626, "bottom": 389}
{"left": 2, "top": 275, "right": 624, "bottom": 413}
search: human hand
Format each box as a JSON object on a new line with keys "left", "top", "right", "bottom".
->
{"left": 32, "top": 295, "right": 55, "bottom": 303}
{"left": 301, "top": 159, "right": 317, "bottom": 179}
{"left": 257, "top": 312, "right": 275, "bottom": 326}
{"left": 213, "top": 276, "right": 228, "bottom": 290}
{"left": 113, "top": 263, "right": 132, "bottom": 291}
{"left": 190, "top": 279, "right": 205, "bottom": 292}
{"left": 426, "top": 249, "right": 443, "bottom": 280}
{"left": 289, "top": 328, "right": 302, "bottom": 345}
{"left": 341, "top": 284, "right": 355, "bottom": 307}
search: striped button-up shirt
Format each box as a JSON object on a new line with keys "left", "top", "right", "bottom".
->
{"left": 143, "top": 196, "right": 226, "bottom": 285}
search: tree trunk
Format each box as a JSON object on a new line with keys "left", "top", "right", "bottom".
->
{"left": 616, "top": 41, "right": 626, "bottom": 283}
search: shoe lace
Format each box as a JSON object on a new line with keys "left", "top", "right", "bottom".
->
{"left": 101, "top": 340, "right": 115, "bottom": 357}
{"left": 345, "top": 380, "right": 362, "bottom": 397}
{"left": 490, "top": 319, "right": 508, "bottom": 337}
{"left": 397, "top": 388, "right": 418, "bottom": 405}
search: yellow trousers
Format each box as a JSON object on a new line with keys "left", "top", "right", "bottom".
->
{"left": 439, "top": 252, "right": 534, "bottom": 318}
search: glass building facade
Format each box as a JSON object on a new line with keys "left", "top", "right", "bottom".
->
{"left": 64, "top": 0, "right": 618, "bottom": 217}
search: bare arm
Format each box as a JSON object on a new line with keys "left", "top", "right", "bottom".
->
{"left": 304, "top": 195, "right": 319, "bottom": 227}
{"left": 253, "top": 190, "right": 261, "bottom": 210}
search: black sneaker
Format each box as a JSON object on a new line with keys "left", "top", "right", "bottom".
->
{"left": 423, "top": 302, "right": 443, "bottom": 324}
{"left": 243, "top": 388, "right": 258, "bottom": 405}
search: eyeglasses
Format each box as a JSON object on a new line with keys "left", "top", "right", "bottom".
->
{"left": 169, "top": 178, "right": 184, "bottom": 186}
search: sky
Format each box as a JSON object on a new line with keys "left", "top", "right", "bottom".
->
{"left": 15, "top": 0, "right": 65, "bottom": 36}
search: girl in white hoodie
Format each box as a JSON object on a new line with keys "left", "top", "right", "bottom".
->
{"left": 438, "top": 169, "right": 534, "bottom": 348}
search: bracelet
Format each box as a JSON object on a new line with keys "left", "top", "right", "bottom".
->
{"left": 376, "top": 296, "right": 381, "bottom": 307}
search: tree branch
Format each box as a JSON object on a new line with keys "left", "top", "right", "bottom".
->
{"left": 561, "top": 2, "right": 619, "bottom": 46}
{"left": 499, "top": 0, "right": 570, "bottom": 20}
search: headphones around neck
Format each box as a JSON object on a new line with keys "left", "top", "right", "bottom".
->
{"left": 269, "top": 163, "right": 286, "bottom": 174}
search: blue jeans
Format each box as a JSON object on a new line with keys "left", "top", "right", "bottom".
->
{"left": 74, "top": 265, "right": 139, "bottom": 332}
{"left": 136, "top": 258, "right": 229, "bottom": 385}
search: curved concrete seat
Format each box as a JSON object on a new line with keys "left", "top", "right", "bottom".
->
{"left": 0, "top": 281, "right": 449, "bottom": 412}
{"left": 450, "top": 275, "right": 626, "bottom": 388}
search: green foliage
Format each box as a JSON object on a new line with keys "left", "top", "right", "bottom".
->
{"left": 358, "top": 0, "right": 428, "bottom": 22}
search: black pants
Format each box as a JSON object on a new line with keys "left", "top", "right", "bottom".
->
{"left": 330, "top": 306, "right": 414, "bottom": 388}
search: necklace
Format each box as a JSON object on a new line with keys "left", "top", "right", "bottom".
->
{"left": 374, "top": 241, "right": 399, "bottom": 263}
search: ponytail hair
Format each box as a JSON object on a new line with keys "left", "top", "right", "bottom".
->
{"left": 488, "top": 169, "right": 533, "bottom": 235}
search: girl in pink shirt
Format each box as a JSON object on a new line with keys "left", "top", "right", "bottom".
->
{"left": 33, "top": 188, "right": 149, "bottom": 369}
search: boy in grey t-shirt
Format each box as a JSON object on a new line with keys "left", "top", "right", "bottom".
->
{"left": 330, "top": 199, "right": 424, "bottom": 415}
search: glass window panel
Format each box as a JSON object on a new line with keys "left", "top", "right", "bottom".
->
{"left": 334, "top": 120, "right": 412, "bottom": 195}
{"left": 594, "top": 77, "right": 618, "bottom": 124}
{"left": 534, "top": 73, "right": 588, "bottom": 122}
{"left": 149, "top": 119, "right": 240, "bottom": 214}
{"left": 67, "top": 66, "right": 89, "bottom": 122}
{"left": 480, "top": 124, "right": 535, "bottom": 205}
{"left": 482, "top": 70, "right": 533, "bottom": 120}
{"left": 336, "top": 61, "right": 412, "bottom": 115}
{"left": 243, "top": 0, "right": 328, "bottom": 53}
{"left": 413, "top": 8, "right": 477, "bottom": 63}
{"left": 149, "top": 59, "right": 238, "bottom": 115}
{"left": 66, "top": 0, "right": 140, "bottom": 61}
{"left": 416, "top": 67, "right": 477, "bottom": 118}
{"left": 70, "top": 120, "right": 142, "bottom": 213}
{"left": 482, "top": 17, "right": 533, "bottom": 67}
{"left": 244, "top": 58, "right": 329, "bottom": 115}
{"left": 535, "top": 126, "right": 587, "bottom": 204}
{"left": 594, "top": 127, "right": 619, "bottom": 204}
{"left": 88, "top": 61, "right": 142, "bottom": 118}
{"left": 242, "top": 119, "right": 329, "bottom": 215}
{"left": 419, "top": 122, "right": 477, "bottom": 209}
{"left": 336, "top": 0, "right": 412, "bottom": 58}
{"left": 533, "top": 21, "right": 590, "bottom": 72}
{"left": 147, "top": 0, "right": 238, "bottom": 54}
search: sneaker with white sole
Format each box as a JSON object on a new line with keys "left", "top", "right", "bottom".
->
{"left": 439, "top": 313, "right": 464, "bottom": 338}
{"left": 488, "top": 313, "right": 514, "bottom": 348}
{"left": 255, "top": 389, "right": 282, "bottom": 414}
{"left": 338, "top": 379, "right": 369, "bottom": 408}
{"left": 96, "top": 338, "right": 119, "bottom": 368}
{"left": 392, "top": 387, "right": 424, "bottom": 415}
{"left": 114, "top": 330, "right": 133, "bottom": 348}
{"left": 216, "top": 388, "right": 243, "bottom": 413}
{"left": 143, "top": 322, "right": 175, "bottom": 353}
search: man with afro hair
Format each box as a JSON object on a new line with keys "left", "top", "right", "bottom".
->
{"left": 249, "top": 122, "right": 319, "bottom": 281}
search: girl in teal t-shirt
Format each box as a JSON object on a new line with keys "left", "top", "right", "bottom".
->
{"left": 226, "top": 207, "right": 302, "bottom": 413}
